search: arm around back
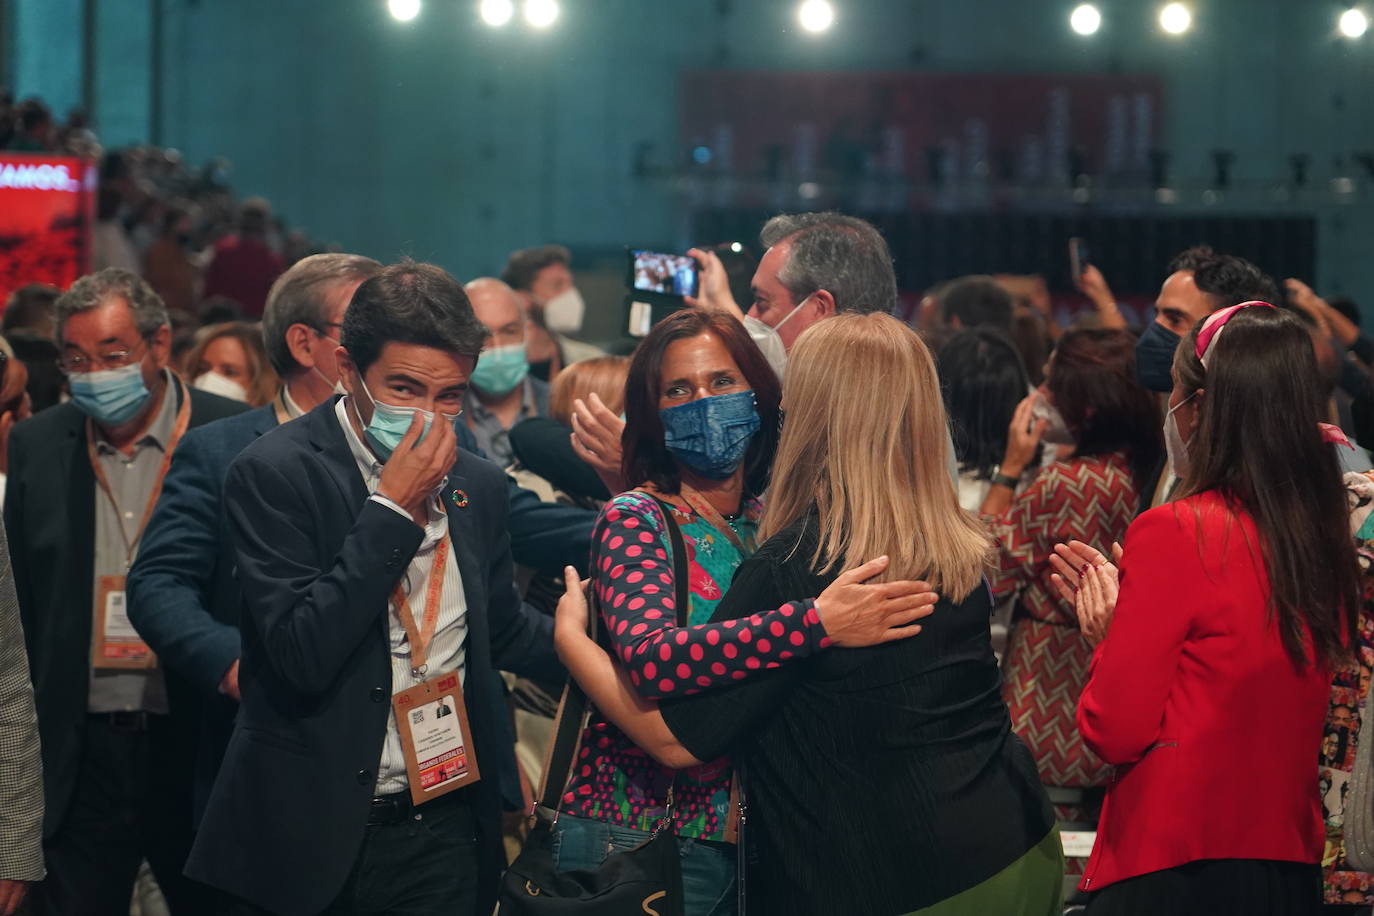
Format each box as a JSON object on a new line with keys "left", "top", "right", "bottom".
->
{"left": 224, "top": 452, "right": 422, "bottom": 697}
{"left": 1077, "top": 505, "right": 1198, "bottom": 764}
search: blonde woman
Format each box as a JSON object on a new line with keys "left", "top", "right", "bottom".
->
{"left": 555, "top": 312, "right": 1060, "bottom": 916}
{"left": 182, "top": 321, "right": 279, "bottom": 406}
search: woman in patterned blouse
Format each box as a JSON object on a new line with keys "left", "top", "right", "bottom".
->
{"left": 548, "top": 309, "right": 936, "bottom": 915}
{"left": 979, "top": 329, "right": 1163, "bottom": 844}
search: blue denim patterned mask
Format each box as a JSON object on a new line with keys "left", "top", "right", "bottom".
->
{"left": 659, "top": 389, "right": 760, "bottom": 480}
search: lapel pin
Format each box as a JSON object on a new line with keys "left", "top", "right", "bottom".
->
{"left": 451, "top": 489, "right": 469, "bottom": 508}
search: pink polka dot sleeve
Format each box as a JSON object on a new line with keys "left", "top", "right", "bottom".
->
{"left": 592, "top": 494, "right": 831, "bottom": 700}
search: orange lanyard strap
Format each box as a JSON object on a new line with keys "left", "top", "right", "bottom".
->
{"left": 85, "top": 377, "right": 193, "bottom": 567}
{"left": 677, "top": 484, "right": 751, "bottom": 556}
{"left": 390, "top": 536, "right": 451, "bottom": 678}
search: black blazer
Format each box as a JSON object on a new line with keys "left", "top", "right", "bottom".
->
{"left": 185, "top": 400, "right": 561, "bottom": 916}
{"left": 3, "top": 386, "right": 246, "bottom": 837}
{"left": 660, "top": 512, "right": 1055, "bottom": 915}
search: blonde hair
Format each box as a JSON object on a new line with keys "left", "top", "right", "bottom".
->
{"left": 761, "top": 312, "right": 990, "bottom": 600}
{"left": 181, "top": 321, "right": 280, "bottom": 407}
{"left": 549, "top": 355, "right": 630, "bottom": 425}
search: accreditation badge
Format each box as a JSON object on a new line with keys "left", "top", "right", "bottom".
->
{"left": 393, "top": 671, "right": 481, "bottom": 806}
{"left": 93, "top": 574, "right": 156, "bottom": 669}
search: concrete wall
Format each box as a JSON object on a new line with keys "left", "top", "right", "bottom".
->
{"left": 8, "top": 0, "right": 1374, "bottom": 309}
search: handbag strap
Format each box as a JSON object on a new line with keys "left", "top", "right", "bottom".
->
{"left": 536, "top": 494, "right": 690, "bottom": 813}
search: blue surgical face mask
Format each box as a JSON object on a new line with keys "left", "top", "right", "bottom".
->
{"left": 68, "top": 363, "right": 152, "bottom": 426}
{"left": 354, "top": 377, "right": 460, "bottom": 461}
{"left": 470, "top": 342, "right": 530, "bottom": 396}
{"left": 659, "top": 389, "right": 761, "bottom": 480}
{"left": 1135, "top": 322, "right": 1182, "bottom": 393}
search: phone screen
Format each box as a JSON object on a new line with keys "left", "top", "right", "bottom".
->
{"left": 629, "top": 249, "right": 700, "bottom": 299}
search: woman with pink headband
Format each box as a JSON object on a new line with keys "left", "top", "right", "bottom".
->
{"left": 1048, "top": 301, "right": 1360, "bottom": 914}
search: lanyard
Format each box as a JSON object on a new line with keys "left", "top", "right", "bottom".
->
{"left": 273, "top": 388, "right": 293, "bottom": 425}
{"left": 676, "top": 484, "right": 752, "bottom": 556}
{"left": 390, "top": 536, "right": 451, "bottom": 678}
{"left": 85, "top": 376, "right": 192, "bottom": 568}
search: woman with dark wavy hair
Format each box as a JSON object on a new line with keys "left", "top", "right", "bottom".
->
{"left": 980, "top": 328, "right": 1163, "bottom": 835}
{"left": 1054, "top": 303, "right": 1360, "bottom": 914}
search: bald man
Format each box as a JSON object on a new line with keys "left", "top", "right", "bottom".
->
{"left": 462, "top": 278, "right": 550, "bottom": 468}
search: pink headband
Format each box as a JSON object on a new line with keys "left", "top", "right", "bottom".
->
{"left": 1191, "top": 299, "right": 1351, "bottom": 448}
{"left": 1195, "top": 301, "right": 1276, "bottom": 369}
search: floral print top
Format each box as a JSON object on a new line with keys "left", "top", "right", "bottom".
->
{"left": 1321, "top": 471, "right": 1374, "bottom": 905}
{"left": 559, "top": 491, "right": 831, "bottom": 840}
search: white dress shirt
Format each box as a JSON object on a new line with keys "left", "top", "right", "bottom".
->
{"left": 334, "top": 398, "right": 469, "bottom": 795}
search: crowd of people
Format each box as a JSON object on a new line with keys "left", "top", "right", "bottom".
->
{"left": 0, "top": 193, "right": 1372, "bottom": 916}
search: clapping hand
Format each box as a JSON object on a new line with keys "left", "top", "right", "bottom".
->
{"left": 1048, "top": 540, "right": 1123, "bottom": 646}
{"left": 570, "top": 393, "right": 626, "bottom": 494}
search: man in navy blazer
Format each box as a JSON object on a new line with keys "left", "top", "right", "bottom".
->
{"left": 186, "top": 261, "right": 563, "bottom": 916}
{"left": 126, "top": 253, "right": 383, "bottom": 818}
{"left": 127, "top": 255, "right": 595, "bottom": 823}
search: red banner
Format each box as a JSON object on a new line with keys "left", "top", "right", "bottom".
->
{"left": 0, "top": 154, "right": 97, "bottom": 303}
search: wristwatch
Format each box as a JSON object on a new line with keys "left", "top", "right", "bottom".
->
{"left": 992, "top": 472, "right": 1020, "bottom": 490}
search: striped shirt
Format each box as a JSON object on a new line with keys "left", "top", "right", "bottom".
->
{"left": 334, "top": 398, "right": 468, "bottom": 796}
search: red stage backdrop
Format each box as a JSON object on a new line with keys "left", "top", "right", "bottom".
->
{"left": 0, "top": 153, "right": 97, "bottom": 305}
{"left": 680, "top": 71, "right": 1164, "bottom": 183}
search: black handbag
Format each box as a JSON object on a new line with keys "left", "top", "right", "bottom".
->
{"left": 497, "top": 496, "right": 689, "bottom": 916}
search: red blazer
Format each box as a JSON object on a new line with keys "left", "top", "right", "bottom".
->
{"left": 1078, "top": 491, "right": 1330, "bottom": 892}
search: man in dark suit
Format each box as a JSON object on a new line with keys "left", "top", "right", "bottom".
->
{"left": 187, "top": 261, "right": 563, "bottom": 916}
{"left": 127, "top": 255, "right": 595, "bottom": 825}
{"left": 4, "top": 268, "right": 246, "bottom": 914}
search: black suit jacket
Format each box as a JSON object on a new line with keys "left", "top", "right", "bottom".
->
{"left": 185, "top": 400, "right": 560, "bottom": 916}
{"left": 3, "top": 385, "right": 247, "bottom": 837}
{"left": 127, "top": 403, "right": 593, "bottom": 823}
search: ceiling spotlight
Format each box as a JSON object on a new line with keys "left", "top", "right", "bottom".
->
{"left": 1159, "top": 3, "right": 1191, "bottom": 34}
{"left": 1070, "top": 4, "right": 1102, "bottom": 36}
{"left": 388, "top": 0, "right": 421, "bottom": 22}
{"left": 524, "top": 0, "right": 559, "bottom": 28}
{"left": 798, "top": 0, "right": 836, "bottom": 33}
{"left": 1340, "top": 8, "right": 1369, "bottom": 38}
{"left": 480, "top": 0, "right": 514, "bottom": 26}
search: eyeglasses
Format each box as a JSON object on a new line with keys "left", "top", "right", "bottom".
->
{"left": 58, "top": 339, "right": 149, "bottom": 374}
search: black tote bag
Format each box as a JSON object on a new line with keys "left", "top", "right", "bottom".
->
{"left": 497, "top": 496, "right": 689, "bottom": 916}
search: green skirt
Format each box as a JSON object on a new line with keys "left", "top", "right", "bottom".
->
{"left": 903, "top": 827, "right": 1064, "bottom": 916}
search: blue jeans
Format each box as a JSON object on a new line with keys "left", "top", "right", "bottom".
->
{"left": 551, "top": 813, "right": 737, "bottom": 916}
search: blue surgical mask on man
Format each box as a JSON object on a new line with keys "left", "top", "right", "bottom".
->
{"left": 67, "top": 363, "right": 152, "bottom": 426}
{"left": 354, "top": 377, "right": 459, "bottom": 461}
{"left": 1135, "top": 322, "right": 1182, "bottom": 393}
{"left": 469, "top": 343, "right": 530, "bottom": 397}
{"left": 659, "top": 389, "right": 761, "bottom": 479}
